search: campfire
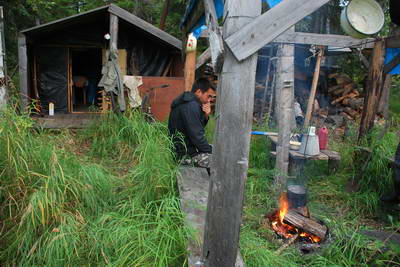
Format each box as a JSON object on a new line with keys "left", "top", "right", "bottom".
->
{"left": 267, "top": 187, "right": 329, "bottom": 253}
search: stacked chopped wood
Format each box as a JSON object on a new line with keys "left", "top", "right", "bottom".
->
{"left": 327, "top": 73, "right": 364, "bottom": 121}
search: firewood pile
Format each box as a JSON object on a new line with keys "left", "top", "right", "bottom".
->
{"left": 315, "top": 73, "right": 365, "bottom": 128}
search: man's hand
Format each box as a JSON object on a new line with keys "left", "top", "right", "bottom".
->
{"left": 202, "top": 102, "right": 211, "bottom": 118}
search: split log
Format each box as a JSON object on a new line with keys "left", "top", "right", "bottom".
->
{"left": 343, "top": 107, "right": 359, "bottom": 119}
{"left": 328, "top": 82, "right": 354, "bottom": 94}
{"left": 331, "top": 90, "right": 359, "bottom": 105}
{"left": 276, "top": 233, "right": 299, "bottom": 255}
{"left": 331, "top": 87, "right": 345, "bottom": 96}
{"left": 340, "top": 112, "right": 353, "bottom": 121}
{"left": 342, "top": 83, "right": 356, "bottom": 96}
{"left": 283, "top": 210, "right": 327, "bottom": 240}
{"left": 345, "top": 97, "right": 364, "bottom": 110}
{"left": 328, "top": 84, "right": 345, "bottom": 93}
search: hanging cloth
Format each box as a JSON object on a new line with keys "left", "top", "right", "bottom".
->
{"left": 124, "top": 76, "right": 143, "bottom": 108}
{"left": 98, "top": 49, "right": 126, "bottom": 111}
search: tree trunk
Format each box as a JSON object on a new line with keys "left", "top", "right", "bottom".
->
{"left": 159, "top": 0, "right": 170, "bottom": 30}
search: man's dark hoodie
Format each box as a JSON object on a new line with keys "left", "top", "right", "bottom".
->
{"left": 168, "top": 92, "right": 212, "bottom": 159}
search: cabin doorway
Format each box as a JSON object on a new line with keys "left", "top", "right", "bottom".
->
{"left": 70, "top": 48, "right": 103, "bottom": 113}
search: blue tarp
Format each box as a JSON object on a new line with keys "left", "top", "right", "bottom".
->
{"left": 385, "top": 48, "right": 400, "bottom": 75}
{"left": 264, "top": 0, "right": 282, "bottom": 8}
{"left": 181, "top": 0, "right": 224, "bottom": 33}
{"left": 182, "top": 0, "right": 282, "bottom": 36}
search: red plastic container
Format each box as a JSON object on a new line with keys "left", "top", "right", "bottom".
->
{"left": 318, "top": 127, "right": 328, "bottom": 150}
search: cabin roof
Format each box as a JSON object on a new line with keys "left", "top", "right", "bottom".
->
{"left": 21, "top": 4, "right": 182, "bottom": 50}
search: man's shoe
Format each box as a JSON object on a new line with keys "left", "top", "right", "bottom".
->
{"left": 380, "top": 191, "right": 400, "bottom": 203}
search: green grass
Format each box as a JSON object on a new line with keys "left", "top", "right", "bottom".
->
{"left": 0, "top": 109, "right": 188, "bottom": 266}
{"left": 1, "top": 107, "right": 399, "bottom": 266}
{"left": 242, "top": 120, "right": 400, "bottom": 266}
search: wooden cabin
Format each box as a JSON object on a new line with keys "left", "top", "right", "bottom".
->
{"left": 18, "top": 4, "right": 184, "bottom": 126}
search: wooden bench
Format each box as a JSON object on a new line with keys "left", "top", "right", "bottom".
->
{"left": 177, "top": 166, "right": 245, "bottom": 267}
{"left": 267, "top": 135, "right": 341, "bottom": 176}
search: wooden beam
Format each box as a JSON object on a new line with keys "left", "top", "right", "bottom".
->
{"left": 108, "top": 4, "right": 182, "bottom": 50}
{"left": 274, "top": 27, "right": 295, "bottom": 189}
{"left": 273, "top": 31, "right": 374, "bottom": 49}
{"left": 196, "top": 48, "right": 211, "bottom": 70}
{"left": 177, "top": 167, "right": 245, "bottom": 267}
{"left": 203, "top": 0, "right": 224, "bottom": 73}
{"left": 386, "top": 35, "right": 400, "bottom": 48}
{"left": 18, "top": 34, "right": 29, "bottom": 111}
{"left": 225, "top": 0, "right": 331, "bottom": 61}
{"left": 202, "top": 0, "right": 261, "bottom": 266}
{"left": 358, "top": 40, "right": 385, "bottom": 142}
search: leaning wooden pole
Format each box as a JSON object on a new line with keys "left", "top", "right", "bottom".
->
{"left": 304, "top": 46, "right": 324, "bottom": 129}
{"left": 0, "top": 7, "right": 6, "bottom": 109}
{"left": 202, "top": 1, "right": 261, "bottom": 266}
{"left": 358, "top": 40, "right": 385, "bottom": 143}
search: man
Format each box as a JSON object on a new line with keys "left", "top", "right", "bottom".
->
{"left": 381, "top": 143, "right": 400, "bottom": 205}
{"left": 168, "top": 78, "right": 216, "bottom": 168}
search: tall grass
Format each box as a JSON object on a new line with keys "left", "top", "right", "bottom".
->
{"left": 0, "top": 109, "right": 188, "bottom": 266}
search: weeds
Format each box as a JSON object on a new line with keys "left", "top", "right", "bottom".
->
{"left": 1, "top": 106, "right": 399, "bottom": 266}
{"left": 0, "top": 109, "right": 188, "bottom": 266}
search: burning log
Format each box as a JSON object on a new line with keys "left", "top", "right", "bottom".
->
{"left": 276, "top": 233, "right": 299, "bottom": 255}
{"left": 283, "top": 210, "right": 327, "bottom": 241}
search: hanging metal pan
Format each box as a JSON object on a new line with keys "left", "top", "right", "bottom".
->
{"left": 340, "top": 0, "right": 385, "bottom": 39}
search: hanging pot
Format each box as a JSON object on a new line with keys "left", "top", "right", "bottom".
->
{"left": 340, "top": 0, "right": 385, "bottom": 39}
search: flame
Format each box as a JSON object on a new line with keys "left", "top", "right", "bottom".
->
{"left": 267, "top": 193, "right": 323, "bottom": 244}
{"left": 279, "top": 193, "right": 289, "bottom": 224}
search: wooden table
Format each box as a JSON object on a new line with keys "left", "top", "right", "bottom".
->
{"left": 267, "top": 135, "right": 341, "bottom": 176}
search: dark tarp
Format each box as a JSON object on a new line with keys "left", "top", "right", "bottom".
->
{"left": 37, "top": 47, "right": 68, "bottom": 113}
{"left": 128, "top": 41, "right": 170, "bottom": 76}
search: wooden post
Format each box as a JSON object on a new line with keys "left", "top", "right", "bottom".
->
{"left": 358, "top": 40, "right": 385, "bottom": 143}
{"left": 378, "top": 74, "right": 391, "bottom": 119}
{"left": 304, "top": 46, "right": 324, "bottom": 129}
{"left": 18, "top": 33, "right": 29, "bottom": 111}
{"left": 0, "top": 7, "right": 6, "bottom": 109}
{"left": 184, "top": 34, "right": 197, "bottom": 91}
{"left": 274, "top": 27, "right": 295, "bottom": 190}
{"left": 202, "top": 1, "right": 260, "bottom": 266}
{"left": 224, "top": 0, "right": 331, "bottom": 61}
{"left": 109, "top": 13, "right": 118, "bottom": 52}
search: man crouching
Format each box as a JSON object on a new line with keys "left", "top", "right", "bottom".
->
{"left": 168, "top": 78, "right": 216, "bottom": 169}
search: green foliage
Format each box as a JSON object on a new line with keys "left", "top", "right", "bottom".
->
{"left": 0, "top": 109, "right": 188, "bottom": 266}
